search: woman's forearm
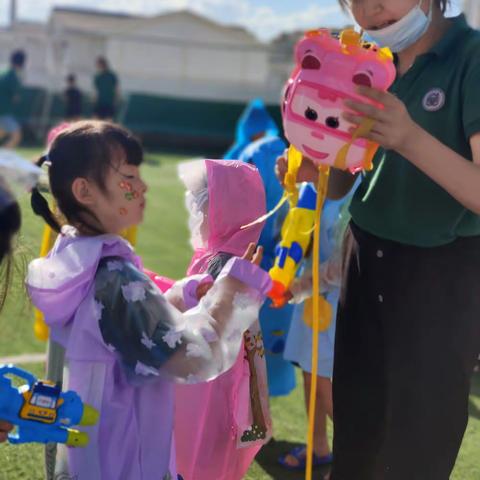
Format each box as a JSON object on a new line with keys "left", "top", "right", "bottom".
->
{"left": 399, "top": 126, "right": 480, "bottom": 214}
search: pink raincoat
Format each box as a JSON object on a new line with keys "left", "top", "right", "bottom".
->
{"left": 175, "top": 159, "right": 272, "bottom": 480}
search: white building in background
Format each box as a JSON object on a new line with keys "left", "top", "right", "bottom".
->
{"left": 0, "top": 5, "right": 274, "bottom": 103}
{"left": 464, "top": 0, "right": 480, "bottom": 28}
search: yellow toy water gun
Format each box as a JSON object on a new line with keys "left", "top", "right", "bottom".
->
{"left": 268, "top": 183, "right": 316, "bottom": 307}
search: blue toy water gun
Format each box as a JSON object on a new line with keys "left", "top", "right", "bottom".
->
{"left": 0, "top": 364, "right": 98, "bottom": 446}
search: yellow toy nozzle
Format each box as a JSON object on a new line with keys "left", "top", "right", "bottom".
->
{"left": 120, "top": 225, "right": 138, "bottom": 246}
{"left": 34, "top": 312, "right": 50, "bottom": 342}
{"left": 379, "top": 47, "right": 394, "bottom": 61}
{"left": 66, "top": 429, "right": 89, "bottom": 447}
{"left": 340, "top": 29, "right": 361, "bottom": 47}
{"left": 268, "top": 281, "right": 288, "bottom": 309}
{"left": 285, "top": 145, "right": 304, "bottom": 205}
{"left": 80, "top": 404, "right": 99, "bottom": 426}
{"left": 306, "top": 28, "right": 329, "bottom": 39}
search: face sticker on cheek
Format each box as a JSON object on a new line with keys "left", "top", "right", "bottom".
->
{"left": 118, "top": 180, "right": 140, "bottom": 201}
{"left": 119, "top": 207, "right": 128, "bottom": 216}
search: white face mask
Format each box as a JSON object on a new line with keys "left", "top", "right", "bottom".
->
{"left": 364, "top": 0, "right": 433, "bottom": 53}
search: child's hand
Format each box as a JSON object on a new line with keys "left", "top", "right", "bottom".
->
{"left": 196, "top": 281, "right": 213, "bottom": 300}
{"left": 276, "top": 150, "right": 320, "bottom": 185}
{"left": 0, "top": 420, "right": 13, "bottom": 442}
{"left": 343, "top": 86, "right": 419, "bottom": 153}
{"left": 242, "top": 243, "right": 264, "bottom": 266}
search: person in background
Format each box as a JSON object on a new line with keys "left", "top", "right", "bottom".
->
{"left": 280, "top": 188, "right": 357, "bottom": 472}
{"left": 64, "top": 74, "right": 83, "bottom": 121}
{"left": 93, "top": 57, "right": 118, "bottom": 121}
{"left": 224, "top": 98, "right": 279, "bottom": 160}
{"left": 239, "top": 137, "right": 297, "bottom": 397}
{"left": 0, "top": 151, "right": 41, "bottom": 442}
{"left": 228, "top": 99, "right": 297, "bottom": 396}
{"left": 0, "top": 50, "right": 26, "bottom": 149}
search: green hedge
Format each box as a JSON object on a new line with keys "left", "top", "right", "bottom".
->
{"left": 11, "top": 87, "right": 283, "bottom": 152}
{"left": 120, "top": 93, "right": 282, "bottom": 140}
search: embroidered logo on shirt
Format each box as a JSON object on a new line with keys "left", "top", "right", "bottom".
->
{"left": 422, "top": 88, "right": 446, "bottom": 112}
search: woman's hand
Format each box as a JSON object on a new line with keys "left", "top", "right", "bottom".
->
{"left": 275, "top": 150, "right": 320, "bottom": 185}
{"left": 0, "top": 420, "right": 13, "bottom": 442}
{"left": 242, "top": 243, "right": 264, "bottom": 266}
{"left": 343, "top": 86, "right": 419, "bottom": 153}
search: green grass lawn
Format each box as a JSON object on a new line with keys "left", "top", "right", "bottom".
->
{"left": 0, "top": 148, "right": 479, "bottom": 479}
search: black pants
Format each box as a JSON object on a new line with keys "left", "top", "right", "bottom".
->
{"left": 331, "top": 223, "right": 480, "bottom": 480}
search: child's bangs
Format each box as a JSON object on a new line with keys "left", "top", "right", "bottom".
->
{"left": 106, "top": 129, "right": 143, "bottom": 168}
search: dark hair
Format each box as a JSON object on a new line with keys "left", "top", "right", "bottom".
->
{"left": 31, "top": 120, "right": 143, "bottom": 234}
{"left": 338, "top": 0, "right": 450, "bottom": 14}
{"left": 0, "top": 192, "right": 21, "bottom": 312}
{"left": 10, "top": 49, "right": 26, "bottom": 68}
{"left": 66, "top": 73, "right": 76, "bottom": 83}
{"left": 96, "top": 56, "right": 108, "bottom": 69}
{"left": 207, "top": 252, "right": 234, "bottom": 279}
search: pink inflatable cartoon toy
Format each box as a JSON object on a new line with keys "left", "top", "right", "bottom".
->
{"left": 282, "top": 29, "right": 396, "bottom": 173}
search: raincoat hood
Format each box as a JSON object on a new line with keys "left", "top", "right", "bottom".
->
{"left": 27, "top": 226, "right": 139, "bottom": 327}
{"left": 178, "top": 159, "right": 266, "bottom": 275}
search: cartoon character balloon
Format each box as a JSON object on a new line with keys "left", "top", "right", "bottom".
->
{"left": 282, "top": 29, "right": 396, "bottom": 173}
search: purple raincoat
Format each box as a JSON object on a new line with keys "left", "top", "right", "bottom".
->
{"left": 27, "top": 226, "right": 271, "bottom": 480}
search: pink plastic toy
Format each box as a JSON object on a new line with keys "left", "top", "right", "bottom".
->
{"left": 46, "top": 122, "right": 71, "bottom": 147}
{"left": 143, "top": 269, "right": 175, "bottom": 293}
{"left": 282, "top": 29, "right": 396, "bottom": 173}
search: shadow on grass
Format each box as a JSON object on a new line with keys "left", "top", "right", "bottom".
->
{"left": 255, "top": 439, "right": 331, "bottom": 480}
{"left": 469, "top": 371, "right": 480, "bottom": 420}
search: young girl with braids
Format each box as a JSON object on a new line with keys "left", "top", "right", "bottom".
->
{"left": 26, "top": 120, "right": 271, "bottom": 480}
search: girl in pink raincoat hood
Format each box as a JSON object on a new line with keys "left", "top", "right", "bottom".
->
{"left": 26, "top": 121, "right": 271, "bottom": 480}
{"left": 175, "top": 159, "right": 272, "bottom": 480}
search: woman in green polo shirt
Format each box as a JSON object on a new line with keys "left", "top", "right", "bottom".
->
{"left": 277, "top": 1, "right": 480, "bottom": 478}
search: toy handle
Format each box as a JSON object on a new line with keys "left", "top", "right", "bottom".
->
{"left": 8, "top": 426, "right": 70, "bottom": 445}
{"left": 0, "top": 365, "right": 36, "bottom": 388}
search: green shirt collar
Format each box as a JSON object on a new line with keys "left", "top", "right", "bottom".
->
{"left": 429, "top": 14, "right": 471, "bottom": 58}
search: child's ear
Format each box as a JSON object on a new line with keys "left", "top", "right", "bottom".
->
{"left": 71, "top": 178, "right": 96, "bottom": 206}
